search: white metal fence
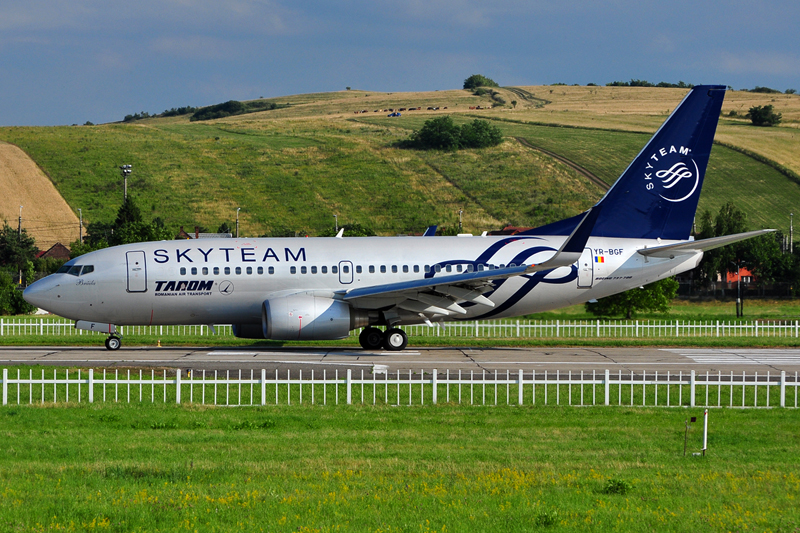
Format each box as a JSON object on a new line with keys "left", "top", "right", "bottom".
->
{"left": 1, "top": 368, "right": 797, "bottom": 408}
{"left": 2, "top": 318, "right": 800, "bottom": 339}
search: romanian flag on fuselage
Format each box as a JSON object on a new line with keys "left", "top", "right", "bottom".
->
{"left": 595, "top": 256, "right": 605, "bottom": 263}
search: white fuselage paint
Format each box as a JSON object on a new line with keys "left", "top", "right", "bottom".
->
{"left": 26, "top": 234, "right": 701, "bottom": 327}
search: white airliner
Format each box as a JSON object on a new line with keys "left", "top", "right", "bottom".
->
{"left": 24, "top": 85, "right": 770, "bottom": 350}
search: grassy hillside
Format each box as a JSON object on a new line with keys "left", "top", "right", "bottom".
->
{"left": 0, "top": 86, "right": 798, "bottom": 239}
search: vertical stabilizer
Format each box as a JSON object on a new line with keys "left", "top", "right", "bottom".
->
{"left": 592, "top": 85, "right": 726, "bottom": 239}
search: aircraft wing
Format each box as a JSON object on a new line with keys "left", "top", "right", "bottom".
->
{"left": 339, "top": 207, "right": 600, "bottom": 317}
{"left": 637, "top": 229, "right": 774, "bottom": 258}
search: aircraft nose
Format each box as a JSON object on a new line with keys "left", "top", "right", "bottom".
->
{"left": 23, "top": 276, "right": 60, "bottom": 310}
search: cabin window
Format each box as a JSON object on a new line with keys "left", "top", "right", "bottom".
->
{"left": 214, "top": 267, "right": 220, "bottom": 275}
{"left": 456, "top": 264, "right": 462, "bottom": 272}
{"left": 191, "top": 267, "right": 198, "bottom": 275}
{"left": 311, "top": 266, "right": 317, "bottom": 274}
{"left": 202, "top": 267, "right": 208, "bottom": 275}
{"left": 356, "top": 265, "right": 362, "bottom": 274}
{"left": 445, "top": 265, "right": 452, "bottom": 273}
{"left": 403, "top": 265, "right": 409, "bottom": 273}
{"left": 257, "top": 266, "right": 263, "bottom": 274}
{"left": 179, "top": 267, "right": 186, "bottom": 276}
{"left": 477, "top": 264, "right": 485, "bottom": 272}
{"left": 224, "top": 267, "right": 231, "bottom": 275}
{"left": 290, "top": 266, "right": 296, "bottom": 274}
{"left": 392, "top": 265, "right": 398, "bottom": 273}
{"left": 467, "top": 264, "right": 474, "bottom": 272}
{"left": 424, "top": 265, "right": 431, "bottom": 273}
{"left": 234, "top": 267, "right": 241, "bottom": 275}
{"left": 322, "top": 266, "right": 328, "bottom": 274}
{"left": 435, "top": 265, "right": 441, "bottom": 273}
{"left": 369, "top": 265, "right": 375, "bottom": 274}
{"left": 413, "top": 265, "right": 419, "bottom": 273}
{"left": 332, "top": 266, "right": 338, "bottom": 274}
{"left": 268, "top": 266, "right": 274, "bottom": 275}
{"left": 343, "top": 265, "right": 349, "bottom": 274}
{"left": 380, "top": 265, "right": 386, "bottom": 273}
{"left": 246, "top": 267, "right": 252, "bottom": 275}
{"left": 301, "top": 266, "right": 307, "bottom": 274}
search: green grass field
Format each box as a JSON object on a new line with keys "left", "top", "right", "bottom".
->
{"left": 0, "top": 402, "right": 797, "bottom": 531}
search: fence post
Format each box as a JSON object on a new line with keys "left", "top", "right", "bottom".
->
{"left": 432, "top": 369, "right": 438, "bottom": 405}
{"left": 604, "top": 369, "right": 610, "bottom": 406}
{"left": 690, "top": 370, "right": 696, "bottom": 407}
{"left": 518, "top": 369, "right": 524, "bottom": 405}
{"left": 2, "top": 368, "right": 6, "bottom": 405}
{"left": 88, "top": 369, "right": 94, "bottom": 403}
{"left": 346, "top": 369, "right": 352, "bottom": 405}
{"left": 475, "top": 320, "right": 479, "bottom": 337}
{"left": 261, "top": 369, "right": 266, "bottom": 405}
{"left": 1, "top": 318, "right": 4, "bottom": 336}
{"left": 175, "top": 369, "right": 181, "bottom": 404}
{"left": 597, "top": 320, "right": 600, "bottom": 337}
{"left": 780, "top": 370, "right": 786, "bottom": 408}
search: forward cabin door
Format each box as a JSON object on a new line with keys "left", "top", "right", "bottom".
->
{"left": 577, "top": 247, "right": 594, "bottom": 288}
{"left": 126, "top": 251, "right": 147, "bottom": 292}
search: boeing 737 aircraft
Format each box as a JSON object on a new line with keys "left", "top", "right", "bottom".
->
{"left": 24, "top": 85, "right": 771, "bottom": 351}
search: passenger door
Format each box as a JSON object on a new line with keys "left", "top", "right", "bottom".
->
{"left": 338, "top": 260, "right": 353, "bottom": 284}
{"left": 577, "top": 247, "right": 593, "bottom": 288}
{"left": 126, "top": 251, "right": 147, "bottom": 292}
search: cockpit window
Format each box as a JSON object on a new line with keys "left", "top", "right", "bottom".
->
{"left": 67, "top": 265, "right": 82, "bottom": 276}
{"left": 81, "top": 265, "right": 94, "bottom": 275}
{"left": 57, "top": 265, "right": 71, "bottom": 274}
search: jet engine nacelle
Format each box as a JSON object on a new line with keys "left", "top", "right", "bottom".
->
{"left": 262, "top": 294, "right": 368, "bottom": 340}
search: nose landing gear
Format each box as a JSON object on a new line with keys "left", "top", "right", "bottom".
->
{"left": 358, "top": 327, "right": 408, "bottom": 351}
{"left": 104, "top": 335, "right": 122, "bottom": 350}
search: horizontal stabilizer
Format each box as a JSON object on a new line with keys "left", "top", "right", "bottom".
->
{"left": 637, "top": 229, "right": 775, "bottom": 258}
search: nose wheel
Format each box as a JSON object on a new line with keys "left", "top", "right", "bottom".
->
{"left": 104, "top": 335, "right": 122, "bottom": 350}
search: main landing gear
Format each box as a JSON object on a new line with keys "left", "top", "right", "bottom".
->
{"left": 104, "top": 335, "right": 122, "bottom": 351}
{"left": 359, "top": 326, "right": 408, "bottom": 351}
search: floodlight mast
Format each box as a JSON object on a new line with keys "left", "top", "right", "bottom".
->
{"left": 119, "top": 165, "right": 132, "bottom": 201}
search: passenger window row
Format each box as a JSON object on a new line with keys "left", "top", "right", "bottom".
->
{"left": 177, "top": 263, "right": 513, "bottom": 276}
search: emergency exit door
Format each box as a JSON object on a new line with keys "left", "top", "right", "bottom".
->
{"left": 126, "top": 251, "right": 147, "bottom": 292}
{"left": 577, "top": 247, "right": 593, "bottom": 288}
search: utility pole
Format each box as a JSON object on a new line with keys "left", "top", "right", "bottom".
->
{"left": 119, "top": 165, "right": 132, "bottom": 201}
{"left": 334, "top": 214, "right": 338, "bottom": 232}
{"left": 458, "top": 209, "right": 463, "bottom": 232}
{"left": 78, "top": 208, "right": 83, "bottom": 243}
{"left": 791, "top": 212, "right": 794, "bottom": 254}
{"left": 18, "top": 205, "right": 22, "bottom": 241}
{"left": 236, "top": 208, "right": 241, "bottom": 238}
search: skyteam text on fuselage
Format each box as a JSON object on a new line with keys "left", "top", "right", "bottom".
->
{"left": 24, "top": 85, "right": 772, "bottom": 351}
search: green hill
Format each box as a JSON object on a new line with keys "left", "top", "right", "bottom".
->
{"left": 1, "top": 86, "right": 798, "bottom": 240}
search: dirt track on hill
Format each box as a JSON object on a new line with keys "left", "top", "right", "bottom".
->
{"left": 0, "top": 142, "right": 78, "bottom": 251}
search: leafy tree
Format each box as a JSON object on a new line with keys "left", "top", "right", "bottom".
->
{"left": 217, "top": 222, "right": 233, "bottom": 235}
{"left": 585, "top": 278, "right": 679, "bottom": 319}
{"left": 403, "top": 117, "right": 503, "bottom": 151}
{"left": 0, "top": 269, "right": 35, "bottom": 315}
{"left": 463, "top": 74, "right": 499, "bottom": 90}
{"left": 459, "top": 119, "right": 503, "bottom": 148}
{"left": 746, "top": 105, "right": 782, "bottom": 126}
{"left": 0, "top": 222, "right": 38, "bottom": 271}
{"left": 694, "top": 202, "right": 749, "bottom": 286}
{"left": 408, "top": 116, "right": 462, "bottom": 150}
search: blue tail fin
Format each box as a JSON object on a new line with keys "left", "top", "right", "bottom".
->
{"left": 525, "top": 85, "right": 726, "bottom": 240}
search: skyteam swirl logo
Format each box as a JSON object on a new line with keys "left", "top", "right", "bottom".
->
{"left": 644, "top": 145, "right": 699, "bottom": 203}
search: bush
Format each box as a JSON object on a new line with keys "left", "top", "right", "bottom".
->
{"left": 746, "top": 104, "right": 782, "bottom": 127}
{"left": 749, "top": 86, "right": 781, "bottom": 94}
{"left": 602, "top": 478, "right": 633, "bottom": 495}
{"left": 463, "top": 74, "right": 499, "bottom": 90}
{"left": 403, "top": 117, "right": 503, "bottom": 151}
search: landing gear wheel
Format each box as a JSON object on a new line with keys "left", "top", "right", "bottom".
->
{"left": 382, "top": 328, "right": 408, "bottom": 351}
{"left": 359, "top": 327, "right": 384, "bottom": 350}
{"left": 105, "top": 336, "right": 121, "bottom": 351}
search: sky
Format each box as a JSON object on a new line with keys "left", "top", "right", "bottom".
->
{"left": 1, "top": 0, "right": 798, "bottom": 126}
